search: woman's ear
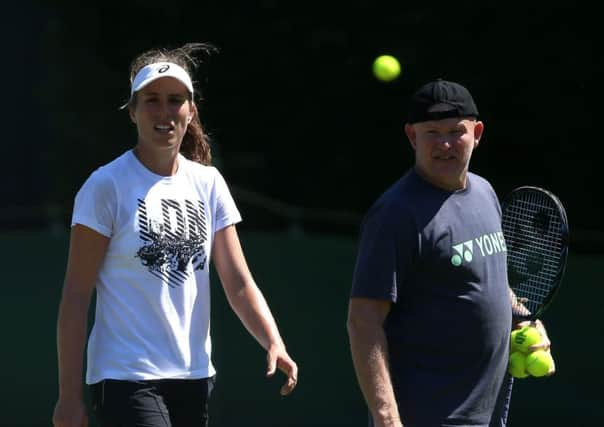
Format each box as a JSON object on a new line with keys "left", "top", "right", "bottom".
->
{"left": 129, "top": 107, "right": 136, "bottom": 124}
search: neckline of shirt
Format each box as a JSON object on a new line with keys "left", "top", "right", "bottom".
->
{"left": 410, "top": 168, "right": 472, "bottom": 195}
{"left": 128, "top": 149, "right": 185, "bottom": 182}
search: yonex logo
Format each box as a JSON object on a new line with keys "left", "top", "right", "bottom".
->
{"left": 451, "top": 240, "right": 473, "bottom": 266}
{"left": 451, "top": 232, "right": 507, "bottom": 266}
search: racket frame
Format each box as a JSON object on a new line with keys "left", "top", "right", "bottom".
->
{"left": 501, "top": 186, "right": 569, "bottom": 320}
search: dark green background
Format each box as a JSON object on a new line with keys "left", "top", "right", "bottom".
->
{"left": 2, "top": 231, "right": 602, "bottom": 426}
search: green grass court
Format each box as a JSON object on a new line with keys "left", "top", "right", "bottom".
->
{"left": 2, "top": 230, "right": 602, "bottom": 426}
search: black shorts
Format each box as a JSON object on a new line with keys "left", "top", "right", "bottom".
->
{"left": 89, "top": 376, "right": 215, "bottom": 427}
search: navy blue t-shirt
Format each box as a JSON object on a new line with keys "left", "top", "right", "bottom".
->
{"left": 351, "top": 169, "right": 512, "bottom": 427}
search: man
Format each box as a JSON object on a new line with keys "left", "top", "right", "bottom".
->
{"left": 347, "top": 79, "right": 551, "bottom": 427}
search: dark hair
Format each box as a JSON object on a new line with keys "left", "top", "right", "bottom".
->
{"left": 127, "top": 42, "right": 217, "bottom": 165}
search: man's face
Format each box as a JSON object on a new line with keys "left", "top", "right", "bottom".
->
{"left": 405, "top": 117, "right": 484, "bottom": 191}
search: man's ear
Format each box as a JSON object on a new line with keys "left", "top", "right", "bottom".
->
{"left": 473, "top": 120, "right": 485, "bottom": 147}
{"left": 404, "top": 123, "right": 417, "bottom": 150}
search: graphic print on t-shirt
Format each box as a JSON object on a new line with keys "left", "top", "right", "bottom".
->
{"left": 450, "top": 231, "right": 507, "bottom": 266}
{"left": 136, "top": 198, "right": 207, "bottom": 287}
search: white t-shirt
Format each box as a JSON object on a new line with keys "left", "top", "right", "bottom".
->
{"left": 71, "top": 150, "right": 241, "bottom": 384}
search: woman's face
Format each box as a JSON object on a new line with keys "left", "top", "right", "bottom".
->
{"left": 129, "top": 76, "right": 193, "bottom": 154}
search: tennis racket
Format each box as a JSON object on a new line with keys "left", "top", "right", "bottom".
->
{"left": 501, "top": 186, "right": 569, "bottom": 321}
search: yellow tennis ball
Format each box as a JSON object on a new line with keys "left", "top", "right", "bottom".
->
{"left": 525, "top": 350, "right": 554, "bottom": 377}
{"left": 372, "top": 55, "right": 401, "bottom": 82}
{"left": 508, "top": 352, "right": 529, "bottom": 378}
{"left": 511, "top": 326, "right": 542, "bottom": 354}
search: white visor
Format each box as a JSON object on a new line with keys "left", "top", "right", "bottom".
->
{"left": 130, "top": 62, "right": 194, "bottom": 95}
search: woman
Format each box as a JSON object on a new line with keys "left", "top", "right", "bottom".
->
{"left": 52, "top": 43, "right": 298, "bottom": 427}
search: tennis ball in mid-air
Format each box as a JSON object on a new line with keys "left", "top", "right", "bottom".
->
{"left": 508, "top": 352, "right": 529, "bottom": 378}
{"left": 525, "top": 350, "right": 554, "bottom": 377}
{"left": 372, "top": 55, "right": 401, "bottom": 82}
{"left": 511, "top": 326, "right": 542, "bottom": 354}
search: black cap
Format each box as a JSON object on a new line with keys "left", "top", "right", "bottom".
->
{"left": 407, "top": 79, "right": 479, "bottom": 124}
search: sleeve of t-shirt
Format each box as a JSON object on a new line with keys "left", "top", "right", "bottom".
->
{"left": 212, "top": 167, "right": 242, "bottom": 232}
{"left": 350, "top": 198, "right": 416, "bottom": 302}
{"left": 476, "top": 174, "right": 502, "bottom": 218}
{"left": 71, "top": 168, "right": 116, "bottom": 237}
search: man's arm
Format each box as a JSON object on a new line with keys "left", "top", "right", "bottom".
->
{"left": 509, "top": 287, "right": 532, "bottom": 321}
{"left": 347, "top": 297, "right": 402, "bottom": 427}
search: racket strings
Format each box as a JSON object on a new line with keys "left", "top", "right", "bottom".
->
{"left": 502, "top": 192, "right": 565, "bottom": 314}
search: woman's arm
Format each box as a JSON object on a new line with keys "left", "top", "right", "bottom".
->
{"left": 53, "top": 225, "right": 109, "bottom": 427}
{"left": 212, "top": 225, "right": 298, "bottom": 395}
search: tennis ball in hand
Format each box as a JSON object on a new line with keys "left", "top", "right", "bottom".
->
{"left": 511, "top": 326, "right": 542, "bottom": 354}
{"left": 525, "top": 350, "right": 554, "bottom": 377}
{"left": 508, "top": 352, "right": 529, "bottom": 378}
{"left": 372, "top": 55, "right": 401, "bottom": 82}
